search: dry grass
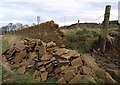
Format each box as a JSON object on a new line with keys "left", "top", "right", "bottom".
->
{"left": 3, "top": 34, "right": 25, "bottom": 47}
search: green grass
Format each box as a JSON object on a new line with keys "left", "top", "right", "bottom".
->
{"left": 65, "top": 29, "right": 100, "bottom": 53}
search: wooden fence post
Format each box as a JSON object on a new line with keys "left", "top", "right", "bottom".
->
{"left": 100, "top": 5, "right": 111, "bottom": 53}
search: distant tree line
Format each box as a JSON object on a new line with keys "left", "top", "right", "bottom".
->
{"left": 0, "top": 23, "right": 29, "bottom": 34}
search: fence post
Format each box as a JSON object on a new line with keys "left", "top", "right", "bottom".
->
{"left": 100, "top": 5, "right": 111, "bottom": 53}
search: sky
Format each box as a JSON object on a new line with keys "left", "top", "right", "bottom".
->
{"left": 0, "top": 0, "right": 119, "bottom": 27}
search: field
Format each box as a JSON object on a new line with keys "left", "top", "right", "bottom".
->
{"left": 1, "top": 21, "right": 120, "bottom": 84}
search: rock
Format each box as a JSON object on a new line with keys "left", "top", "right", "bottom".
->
{"left": 41, "top": 54, "right": 52, "bottom": 61}
{"left": 41, "top": 71, "right": 48, "bottom": 81}
{"left": 16, "top": 66, "right": 26, "bottom": 75}
{"left": 39, "top": 42, "right": 46, "bottom": 55}
{"left": 55, "top": 65, "right": 68, "bottom": 74}
{"left": 35, "top": 71, "right": 41, "bottom": 81}
{"left": 50, "top": 57, "right": 56, "bottom": 61}
{"left": 69, "top": 74, "right": 81, "bottom": 83}
{"left": 27, "top": 60, "right": 35, "bottom": 68}
{"left": 71, "top": 57, "right": 83, "bottom": 68}
{"left": 82, "top": 66, "right": 93, "bottom": 75}
{"left": 13, "top": 51, "right": 27, "bottom": 64}
{"left": 57, "top": 77, "right": 66, "bottom": 83}
{"left": 2, "top": 55, "right": 12, "bottom": 73}
{"left": 57, "top": 58, "right": 69, "bottom": 64}
{"left": 81, "top": 54, "right": 99, "bottom": 71}
{"left": 40, "top": 66, "right": 46, "bottom": 72}
{"left": 9, "top": 49, "right": 17, "bottom": 57}
{"left": 80, "top": 75, "right": 97, "bottom": 83}
{"left": 54, "top": 48, "right": 69, "bottom": 56}
{"left": 3, "top": 38, "right": 117, "bottom": 84}
{"left": 46, "top": 63, "right": 54, "bottom": 73}
{"left": 46, "top": 47, "right": 58, "bottom": 51}
{"left": 96, "top": 69, "right": 118, "bottom": 83}
{"left": 46, "top": 41, "right": 56, "bottom": 48}
{"left": 61, "top": 66, "right": 74, "bottom": 73}
{"left": 105, "top": 72, "right": 118, "bottom": 83}
{"left": 32, "top": 70, "right": 38, "bottom": 79}
{"left": 45, "top": 63, "right": 52, "bottom": 68}
{"left": 28, "top": 52, "right": 37, "bottom": 61}
{"left": 106, "top": 68, "right": 120, "bottom": 83}
{"left": 14, "top": 41, "right": 26, "bottom": 51}
{"left": 36, "top": 62, "right": 43, "bottom": 67}
{"left": 63, "top": 70, "right": 76, "bottom": 82}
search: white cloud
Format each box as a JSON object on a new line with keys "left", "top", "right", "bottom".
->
{"left": 0, "top": 0, "right": 119, "bottom": 26}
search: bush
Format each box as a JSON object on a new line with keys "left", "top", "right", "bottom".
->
{"left": 65, "top": 29, "right": 100, "bottom": 53}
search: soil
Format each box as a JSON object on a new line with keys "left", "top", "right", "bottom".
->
{"left": 90, "top": 29, "right": 120, "bottom": 70}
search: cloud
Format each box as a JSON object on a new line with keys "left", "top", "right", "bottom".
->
{"left": 0, "top": 0, "right": 119, "bottom": 26}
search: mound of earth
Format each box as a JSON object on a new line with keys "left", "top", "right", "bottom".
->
{"left": 2, "top": 38, "right": 119, "bottom": 84}
{"left": 16, "top": 20, "right": 66, "bottom": 47}
{"left": 91, "top": 29, "right": 120, "bottom": 69}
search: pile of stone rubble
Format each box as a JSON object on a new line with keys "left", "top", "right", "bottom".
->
{"left": 2, "top": 38, "right": 119, "bottom": 84}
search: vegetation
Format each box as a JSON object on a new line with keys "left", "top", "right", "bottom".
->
{"left": 65, "top": 29, "right": 100, "bottom": 53}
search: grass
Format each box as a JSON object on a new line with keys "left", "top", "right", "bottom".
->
{"left": 64, "top": 28, "right": 100, "bottom": 53}
{"left": 1, "top": 38, "right": 10, "bottom": 53}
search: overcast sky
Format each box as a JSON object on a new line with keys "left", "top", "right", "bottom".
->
{"left": 0, "top": 0, "right": 119, "bottom": 26}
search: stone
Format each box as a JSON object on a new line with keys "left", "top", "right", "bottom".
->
{"left": 54, "top": 48, "right": 69, "bottom": 56}
{"left": 46, "top": 63, "right": 54, "bottom": 73}
{"left": 67, "top": 50, "right": 80, "bottom": 58}
{"left": 64, "top": 70, "right": 76, "bottom": 82}
{"left": 46, "top": 47, "right": 59, "bottom": 51}
{"left": 61, "top": 66, "right": 74, "bottom": 73}
{"left": 80, "top": 75, "right": 96, "bottom": 83}
{"left": 20, "top": 59, "right": 27, "bottom": 65}
{"left": 60, "top": 53, "right": 72, "bottom": 59}
{"left": 55, "top": 65, "right": 68, "bottom": 74}
{"left": 106, "top": 68, "right": 120, "bottom": 82}
{"left": 27, "top": 60, "right": 35, "bottom": 68}
{"left": 81, "top": 54, "right": 99, "bottom": 71}
{"left": 96, "top": 69, "right": 118, "bottom": 83}
{"left": 41, "top": 54, "right": 52, "bottom": 61}
{"left": 35, "top": 71, "right": 41, "bottom": 81}
{"left": 14, "top": 41, "right": 26, "bottom": 50}
{"left": 16, "top": 66, "right": 26, "bottom": 74}
{"left": 39, "top": 43, "right": 46, "bottom": 55}
{"left": 26, "top": 52, "right": 37, "bottom": 66}
{"left": 82, "top": 66, "right": 93, "bottom": 75}
{"left": 50, "top": 57, "right": 56, "bottom": 61}
{"left": 47, "top": 41, "right": 56, "bottom": 48}
{"left": 40, "top": 67, "right": 46, "bottom": 72}
{"left": 57, "top": 77, "right": 66, "bottom": 83}
{"left": 54, "top": 74, "right": 62, "bottom": 79}
{"left": 32, "top": 70, "right": 38, "bottom": 79}
{"left": 71, "top": 57, "right": 82, "bottom": 67}
{"left": 35, "top": 76, "right": 41, "bottom": 81}
{"left": 41, "top": 71, "right": 48, "bottom": 81}
{"left": 9, "top": 49, "right": 17, "bottom": 57}
{"left": 2, "top": 55, "right": 12, "bottom": 73}
{"left": 36, "top": 62, "right": 43, "bottom": 68}
{"left": 104, "top": 72, "right": 118, "bottom": 83}
{"left": 69, "top": 74, "right": 81, "bottom": 83}
{"left": 13, "top": 51, "right": 27, "bottom": 64}
{"left": 42, "top": 61, "right": 51, "bottom": 65}
{"left": 28, "top": 52, "right": 37, "bottom": 61}
{"left": 57, "top": 58, "right": 69, "bottom": 64}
